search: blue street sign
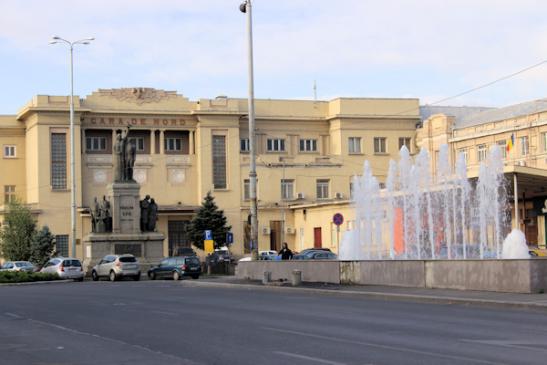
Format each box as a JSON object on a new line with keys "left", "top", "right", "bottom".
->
{"left": 333, "top": 213, "right": 344, "bottom": 226}
{"left": 204, "top": 230, "right": 212, "bottom": 240}
{"left": 226, "top": 232, "right": 233, "bottom": 244}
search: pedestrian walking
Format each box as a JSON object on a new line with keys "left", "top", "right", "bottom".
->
{"left": 279, "top": 242, "right": 293, "bottom": 260}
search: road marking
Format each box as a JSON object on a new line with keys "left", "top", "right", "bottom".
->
{"left": 150, "top": 310, "right": 178, "bottom": 316}
{"left": 263, "top": 327, "right": 506, "bottom": 365}
{"left": 274, "top": 351, "right": 347, "bottom": 365}
{"left": 4, "top": 312, "right": 22, "bottom": 319}
{"left": 461, "top": 339, "right": 547, "bottom": 353}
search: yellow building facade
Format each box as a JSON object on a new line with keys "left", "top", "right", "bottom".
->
{"left": 0, "top": 88, "right": 420, "bottom": 260}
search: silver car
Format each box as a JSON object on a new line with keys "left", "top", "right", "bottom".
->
{"left": 1, "top": 261, "right": 36, "bottom": 272}
{"left": 91, "top": 254, "right": 140, "bottom": 282}
{"left": 40, "top": 258, "right": 84, "bottom": 281}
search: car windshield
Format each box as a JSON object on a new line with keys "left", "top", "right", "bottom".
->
{"left": 62, "top": 260, "right": 81, "bottom": 267}
{"left": 119, "top": 256, "right": 136, "bottom": 263}
{"left": 15, "top": 262, "right": 32, "bottom": 267}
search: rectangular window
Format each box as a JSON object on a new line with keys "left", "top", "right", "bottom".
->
{"left": 267, "top": 138, "right": 285, "bottom": 152}
{"left": 520, "top": 136, "right": 529, "bottom": 156}
{"left": 349, "top": 181, "right": 354, "bottom": 199}
{"left": 3, "top": 145, "right": 16, "bottom": 158}
{"left": 240, "top": 138, "right": 249, "bottom": 152}
{"left": 496, "top": 140, "right": 507, "bottom": 158}
{"left": 458, "top": 148, "right": 468, "bottom": 163}
{"left": 212, "top": 135, "right": 227, "bottom": 189}
{"left": 4, "top": 185, "right": 15, "bottom": 204}
{"left": 299, "top": 139, "right": 317, "bottom": 152}
{"left": 55, "top": 235, "right": 69, "bottom": 257}
{"left": 374, "top": 137, "right": 387, "bottom": 154}
{"left": 348, "top": 137, "right": 361, "bottom": 154}
{"left": 316, "top": 179, "right": 329, "bottom": 199}
{"left": 398, "top": 137, "right": 411, "bottom": 151}
{"left": 243, "top": 179, "right": 250, "bottom": 200}
{"left": 477, "top": 144, "right": 487, "bottom": 162}
{"left": 51, "top": 133, "right": 67, "bottom": 190}
{"left": 128, "top": 137, "right": 145, "bottom": 152}
{"left": 85, "top": 136, "right": 106, "bottom": 152}
{"left": 543, "top": 132, "right": 547, "bottom": 152}
{"left": 281, "top": 179, "right": 294, "bottom": 200}
{"left": 165, "top": 137, "right": 183, "bottom": 151}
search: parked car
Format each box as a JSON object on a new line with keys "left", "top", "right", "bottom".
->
{"left": 293, "top": 250, "right": 338, "bottom": 260}
{"left": 147, "top": 256, "right": 201, "bottom": 280}
{"left": 175, "top": 247, "right": 197, "bottom": 256}
{"left": 259, "top": 250, "right": 279, "bottom": 260}
{"left": 207, "top": 248, "right": 233, "bottom": 265}
{"left": 91, "top": 254, "right": 140, "bottom": 282}
{"left": 529, "top": 247, "right": 547, "bottom": 257}
{"left": 40, "top": 258, "right": 84, "bottom": 281}
{"left": 1, "top": 261, "right": 36, "bottom": 272}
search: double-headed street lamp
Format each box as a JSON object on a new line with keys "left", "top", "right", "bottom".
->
{"left": 240, "top": 1, "right": 259, "bottom": 259}
{"left": 49, "top": 36, "right": 94, "bottom": 258}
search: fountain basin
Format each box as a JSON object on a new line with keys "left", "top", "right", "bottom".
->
{"left": 236, "top": 259, "right": 547, "bottom": 293}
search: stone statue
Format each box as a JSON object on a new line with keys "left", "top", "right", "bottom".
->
{"left": 91, "top": 197, "right": 99, "bottom": 233}
{"left": 147, "top": 198, "right": 158, "bottom": 232}
{"left": 113, "top": 126, "right": 136, "bottom": 182}
{"left": 93, "top": 197, "right": 105, "bottom": 233}
{"left": 125, "top": 138, "right": 136, "bottom": 181}
{"left": 140, "top": 195, "right": 151, "bottom": 231}
{"left": 102, "top": 196, "right": 112, "bottom": 232}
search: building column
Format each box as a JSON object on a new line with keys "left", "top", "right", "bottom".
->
{"left": 150, "top": 130, "right": 155, "bottom": 155}
{"left": 159, "top": 130, "right": 165, "bottom": 154}
{"left": 514, "top": 173, "right": 519, "bottom": 229}
{"left": 189, "top": 130, "right": 194, "bottom": 155}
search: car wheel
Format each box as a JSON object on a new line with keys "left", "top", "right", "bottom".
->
{"left": 133, "top": 273, "right": 141, "bottom": 281}
{"left": 173, "top": 271, "right": 180, "bottom": 281}
{"left": 191, "top": 274, "right": 199, "bottom": 280}
{"left": 91, "top": 271, "right": 99, "bottom": 281}
{"left": 149, "top": 272, "right": 156, "bottom": 280}
{"left": 109, "top": 271, "right": 117, "bottom": 282}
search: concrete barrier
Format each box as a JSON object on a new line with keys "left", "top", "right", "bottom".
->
{"left": 236, "top": 259, "right": 547, "bottom": 293}
{"left": 236, "top": 261, "right": 339, "bottom": 284}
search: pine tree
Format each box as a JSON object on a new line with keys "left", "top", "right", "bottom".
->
{"left": 30, "top": 226, "right": 56, "bottom": 267}
{"left": 188, "top": 192, "right": 231, "bottom": 250}
{"left": 0, "top": 201, "right": 37, "bottom": 261}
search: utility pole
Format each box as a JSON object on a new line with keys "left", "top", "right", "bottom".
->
{"left": 240, "top": 1, "right": 259, "bottom": 259}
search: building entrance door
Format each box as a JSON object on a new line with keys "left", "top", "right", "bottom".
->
{"left": 314, "top": 227, "right": 322, "bottom": 248}
{"left": 270, "top": 221, "right": 282, "bottom": 251}
{"left": 168, "top": 220, "right": 190, "bottom": 256}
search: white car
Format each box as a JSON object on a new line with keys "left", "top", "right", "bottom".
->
{"left": 40, "top": 257, "right": 84, "bottom": 281}
{"left": 1, "top": 261, "right": 36, "bottom": 272}
{"left": 238, "top": 251, "right": 279, "bottom": 262}
{"left": 91, "top": 254, "right": 140, "bottom": 282}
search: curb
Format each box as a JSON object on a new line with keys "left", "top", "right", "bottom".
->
{"left": 0, "top": 279, "right": 73, "bottom": 287}
{"left": 182, "top": 280, "right": 547, "bottom": 312}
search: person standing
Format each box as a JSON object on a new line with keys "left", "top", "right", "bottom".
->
{"left": 279, "top": 242, "right": 293, "bottom": 260}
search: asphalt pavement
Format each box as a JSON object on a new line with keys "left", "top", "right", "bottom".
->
{"left": 2, "top": 279, "right": 547, "bottom": 365}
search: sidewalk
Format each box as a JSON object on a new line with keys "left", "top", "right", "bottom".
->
{"left": 187, "top": 275, "right": 547, "bottom": 311}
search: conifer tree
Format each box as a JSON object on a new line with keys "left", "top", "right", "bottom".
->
{"left": 30, "top": 226, "right": 56, "bottom": 267}
{"left": 188, "top": 192, "right": 231, "bottom": 249}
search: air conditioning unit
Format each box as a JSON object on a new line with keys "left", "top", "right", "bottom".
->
{"left": 517, "top": 160, "right": 527, "bottom": 167}
{"left": 285, "top": 227, "right": 296, "bottom": 235}
{"left": 297, "top": 192, "right": 305, "bottom": 199}
{"left": 261, "top": 227, "right": 271, "bottom": 235}
{"left": 335, "top": 192, "right": 344, "bottom": 199}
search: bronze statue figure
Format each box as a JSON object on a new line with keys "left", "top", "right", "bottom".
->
{"left": 113, "top": 126, "right": 136, "bottom": 182}
{"left": 140, "top": 195, "right": 150, "bottom": 231}
{"left": 147, "top": 198, "right": 158, "bottom": 232}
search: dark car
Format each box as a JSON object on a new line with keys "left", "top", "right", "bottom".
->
{"left": 293, "top": 250, "right": 337, "bottom": 260}
{"left": 148, "top": 256, "right": 201, "bottom": 280}
{"left": 175, "top": 247, "right": 196, "bottom": 257}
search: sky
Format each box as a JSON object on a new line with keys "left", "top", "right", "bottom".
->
{"left": 0, "top": 0, "right": 546, "bottom": 114}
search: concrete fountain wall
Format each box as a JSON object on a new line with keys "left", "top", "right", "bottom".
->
{"left": 236, "top": 260, "right": 547, "bottom": 293}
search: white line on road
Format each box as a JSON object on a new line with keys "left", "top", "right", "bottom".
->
{"left": 274, "top": 351, "right": 347, "bottom": 365}
{"left": 4, "top": 312, "right": 22, "bottom": 319}
{"left": 263, "top": 327, "right": 507, "bottom": 365}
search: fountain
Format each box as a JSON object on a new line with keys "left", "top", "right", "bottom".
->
{"left": 342, "top": 143, "right": 516, "bottom": 260}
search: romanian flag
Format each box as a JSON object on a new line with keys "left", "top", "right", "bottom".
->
{"left": 506, "top": 133, "right": 515, "bottom": 153}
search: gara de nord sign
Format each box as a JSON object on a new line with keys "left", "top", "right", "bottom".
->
{"left": 84, "top": 116, "right": 187, "bottom": 127}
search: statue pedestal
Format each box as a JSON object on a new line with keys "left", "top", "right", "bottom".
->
{"left": 108, "top": 182, "right": 141, "bottom": 234}
{"left": 83, "top": 181, "right": 165, "bottom": 273}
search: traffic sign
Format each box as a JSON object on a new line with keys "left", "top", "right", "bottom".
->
{"left": 204, "top": 230, "right": 212, "bottom": 240}
{"left": 333, "top": 213, "right": 344, "bottom": 226}
{"left": 226, "top": 232, "right": 233, "bottom": 244}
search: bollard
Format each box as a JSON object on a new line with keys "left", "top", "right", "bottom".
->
{"left": 291, "top": 270, "right": 302, "bottom": 286}
{"left": 262, "top": 271, "right": 271, "bottom": 284}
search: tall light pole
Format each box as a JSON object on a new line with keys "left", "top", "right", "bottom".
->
{"left": 240, "top": 1, "right": 259, "bottom": 259}
{"left": 49, "top": 36, "right": 94, "bottom": 258}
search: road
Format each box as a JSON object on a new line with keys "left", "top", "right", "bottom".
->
{"left": 1, "top": 280, "right": 547, "bottom": 365}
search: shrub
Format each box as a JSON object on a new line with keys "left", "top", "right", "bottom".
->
{"left": 0, "top": 271, "right": 60, "bottom": 284}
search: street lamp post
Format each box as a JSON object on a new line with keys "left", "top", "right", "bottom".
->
{"left": 49, "top": 36, "right": 94, "bottom": 258}
{"left": 240, "top": 1, "right": 259, "bottom": 260}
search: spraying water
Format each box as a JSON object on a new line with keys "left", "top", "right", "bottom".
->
{"left": 340, "top": 144, "right": 513, "bottom": 260}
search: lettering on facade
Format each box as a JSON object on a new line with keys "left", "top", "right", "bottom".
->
{"left": 86, "top": 117, "right": 187, "bottom": 127}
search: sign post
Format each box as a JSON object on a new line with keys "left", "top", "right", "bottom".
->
{"left": 204, "top": 230, "right": 214, "bottom": 253}
{"left": 332, "top": 213, "right": 344, "bottom": 254}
